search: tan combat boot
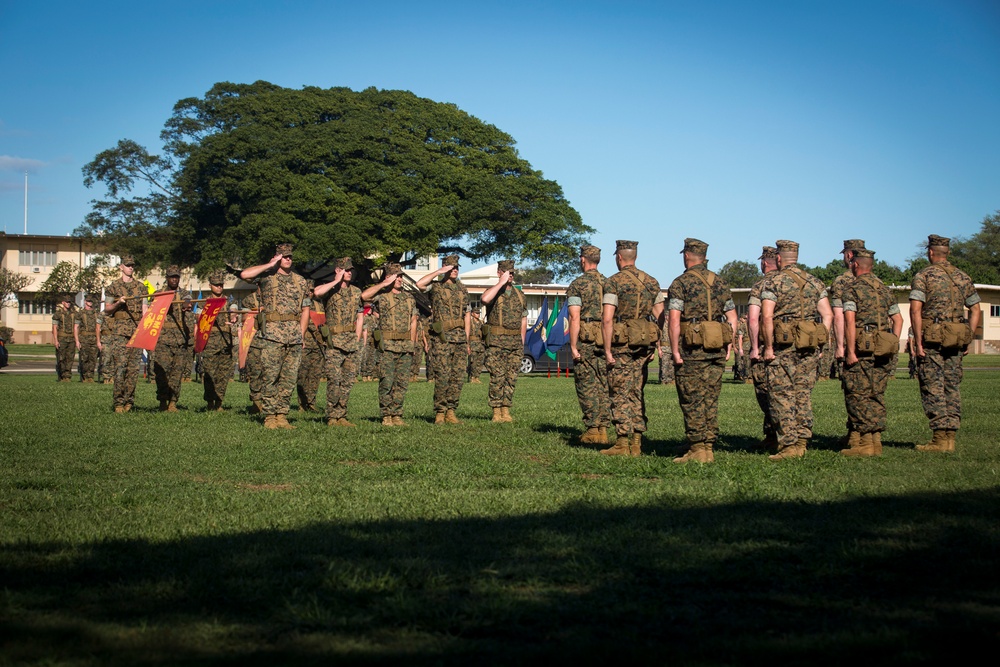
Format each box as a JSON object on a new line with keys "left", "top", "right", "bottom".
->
{"left": 839, "top": 431, "right": 862, "bottom": 456}
{"left": 629, "top": 432, "right": 643, "bottom": 457}
{"left": 916, "top": 430, "right": 950, "bottom": 452}
{"left": 114, "top": 405, "right": 126, "bottom": 414}
{"left": 872, "top": 431, "right": 883, "bottom": 455}
{"left": 769, "top": 439, "right": 806, "bottom": 461}
{"left": 382, "top": 416, "right": 395, "bottom": 426}
{"left": 263, "top": 415, "right": 280, "bottom": 429}
{"left": 159, "top": 399, "right": 169, "bottom": 412}
{"left": 600, "top": 436, "right": 632, "bottom": 457}
{"left": 842, "top": 432, "right": 876, "bottom": 457}
{"left": 434, "top": 412, "right": 446, "bottom": 425}
{"left": 500, "top": 407, "right": 513, "bottom": 423}
{"left": 393, "top": 416, "right": 407, "bottom": 426}
{"left": 275, "top": 414, "right": 295, "bottom": 429}
{"left": 167, "top": 401, "right": 179, "bottom": 413}
{"left": 492, "top": 408, "right": 505, "bottom": 423}
{"left": 445, "top": 409, "right": 461, "bottom": 424}
{"left": 579, "top": 427, "right": 606, "bottom": 444}
{"left": 946, "top": 430, "right": 956, "bottom": 452}
{"left": 673, "top": 442, "right": 714, "bottom": 464}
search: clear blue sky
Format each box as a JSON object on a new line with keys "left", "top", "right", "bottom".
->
{"left": 2, "top": 0, "right": 998, "bottom": 281}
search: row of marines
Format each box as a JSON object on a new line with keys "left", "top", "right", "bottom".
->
{"left": 86, "top": 234, "right": 981, "bottom": 458}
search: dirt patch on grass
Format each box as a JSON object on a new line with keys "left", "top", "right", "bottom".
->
{"left": 237, "top": 483, "right": 295, "bottom": 492}
{"left": 578, "top": 473, "right": 607, "bottom": 480}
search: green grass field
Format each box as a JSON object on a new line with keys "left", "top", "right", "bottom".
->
{"left": 2, "top": 371, "right": 998, "bottom": 665}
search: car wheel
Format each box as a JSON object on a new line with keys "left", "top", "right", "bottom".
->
{"left": 520, "top": 356, "right": 535, "bottom": 374}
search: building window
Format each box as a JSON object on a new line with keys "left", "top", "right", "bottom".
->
{"left": 18, "top": 297, "right": 53, "bottom": 315}
{"left": 991, "top": 305, "right": 1000, "bottom": 318}
{"left": 18, "top": 244, "right": 58, "bottom": 267}
{"left": 84, "top": 252, "right": 119, "bottom": 268}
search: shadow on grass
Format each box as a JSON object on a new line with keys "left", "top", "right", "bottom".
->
{"left": 2, "top": 489, "right": 998, "bottom": 665}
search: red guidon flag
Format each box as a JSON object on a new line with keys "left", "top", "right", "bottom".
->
{"left": 194, "top": 297, "right": 229, "bottom": 353}
{"left": 238, "top": 312, "right": 258, "bottom": 368}
{"left": 309, "top": 311, "right": 326, "bottom": 328}
{"left": 127, "top": 292, "right": 175, "bottom": 351}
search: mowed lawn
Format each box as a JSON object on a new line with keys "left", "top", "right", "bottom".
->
{"left": 2, "top": 370, "right": 999, "bottom": 665}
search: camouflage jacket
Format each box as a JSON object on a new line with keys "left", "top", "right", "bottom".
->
{"left": 254, "top": 271, "right": 311, "bottom": 345}
{"left": 321, "top": 284, "right": 362, "bottom": 352}
{"left": 603, "top": 265, "right": 663, "bottom": 323}
{"left": 761, "top": 265, "right": 828, "bottom": 321}
{"left": 485, "top": 285, "right": 526, "bottom": 349}
{"left": 909, "top": 261, "right": 980, "bottom": 322}
{"left": 737, "top": 320, "right": 751, "bottom": 352}
{"left": 105, "top": 278, "right": 147, "bottom": 337}
{"left": 566, "top": 269, "right": 606, "bottom": 322}
{"left": 52, "top": 305, "right": 75, "bottom": 339}
{"left": 829, "top": 270, "right": 854, "bottom": 309}
{"left": 159, "top": 288, "right": 195, "bottom": 346}
{"left": 75, "top": 308, "right": 98, "bottom": 338}
{"left": 667, "top": 263, "right": 735, "bottom": 360}
{"left": 375, "top": 290, "right": 416, "bottom": 353}
{"left": 428, "top": 279, "right": 470, "bottom": 344}
{"left": 843, "top": 273, "right": 899, "bottom": 331}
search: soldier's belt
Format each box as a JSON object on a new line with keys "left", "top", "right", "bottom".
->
{"left": 379, "top": 330, "right": 411, "bottom": 341}
{"left": 437, "top": 318, "right": 465, "bottom": 331}
{"left": 267, "top": 313, "right": 301, "bottom": 322}
{"left": 328, "top": 323, "right": 355, "bottom": 334}
{"left": 57, "top": 334, "right": 75, "bottom": 340}
{"left": 113, "top": 311, "right": 136, "bottom": 319}
{"left": 488, "top": 325, "right": 521, "bottom": 336}
{"left": 78, "top": 333, "right": 97, "bottom": 338}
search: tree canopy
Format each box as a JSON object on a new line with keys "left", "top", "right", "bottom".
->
{"left": 0, "top": 268, "right": 33, "bottom": 309}
{"left": 949, "top": 211, "right": 1000, "bottom": 284}
{"left": 79, "top": 82, "right": 592, "bottom": 280}
{"left": 717, "top": 260, "right": 761, "bottom": 288}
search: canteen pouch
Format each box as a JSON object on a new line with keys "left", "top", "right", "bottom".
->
{"left": 941, "top": 322, "right": 972, "bottom": 349}
{"left": 431, "top": 320, "right": 443, "bottom": 335}
{"left": 773, "top": 320, "right": 795, "bottom": 347}
{"left": 579, "top": 320, "right": 603, "bottom": 346}
{"left": 874, "top": 330, "right": 900, "bottom": 357}
{"left": 612, "top": 322, "right": 628, "bottom": 345}
{"left": 793, "top": 320, "right": 826, "bottom": 351}
{"left": 625, "top": 319, "right": 659, "bottom": 348}
{"left": 682, "top": 322, "right": 703, "bottom": 348}
{"left": 482, "top": 323, "right": 492, "bottom": 346}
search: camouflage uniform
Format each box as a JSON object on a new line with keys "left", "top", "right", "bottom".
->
{"left": 360, "top": 311, "right": 380, "bottom": 380}
{"left": 567, "top": 267, "right": 611, "bottom": 429}
{"left": 321, "top": 283, "right": 362, "bottom": 421}
{"left": 296, "top": 313, "right": 326, "bottom": 411}
{"left": 747, "top": 265, "right": 778, "bottom": 444}
{"left": 374, "top": 289, "right": 416, "bottom": 419}
{"left": 842, "top": 272, "right": 899, "bottom": 435}
{"left": 105, "top": 276, "right": 147, "bottom": 409}
{"left": 202, "top": 295, "right": 236, "bottom": 409}
{"left": 411, "top": 315, "right": 428, "bottom": 380}
{"left": 761, "top": 258, "right": 829, "bottom": 456}
{"left": 604, "top": 263, "right": 663, "bottom": 438}
{"left": 734, "top": 317, "right": 750, "bottom": 382}
{"left": 153, "top": 284, "right": 195, "bottom": 407}
{"left": 239, "top": 289, "right": 266, "bottom": 410}
{"left": 75, "top": 304, "right": 99, "bottom": 381}
{"left": 910, "top": 255, "right": 980, "bottom": 433}
{"left": 255, "top": 271, "right": 310, "bottom": 417}
{"left": 485, "top": 284, "right": 526, "bottom": 410}
{"left": 658, "top": 326, "right": 675, "bottom": 384}
{"left": 96, "top": 311, "right": 112, "bottom": 382}
{"left": 52, "top": 303, "right": 76, "bottom": 380}
{"left": 829, "top": 269, "right": 854, "bottom": 381}
{"left": 668, "top": 262, "right": 736, "bottom": 446}
{"left": 427, "top": 276, "right": 470, "bottom": 415}
{"left": 467, "top": 314, "right": 486, "bottom": 382}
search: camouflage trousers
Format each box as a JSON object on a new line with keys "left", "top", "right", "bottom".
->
{"left": 841, "top": 355, "right": 891, "bottom": 434}
{"left": 750, "top": 358, "right": 776, "bottom": 439}
{"left": 608, "top": 345, "right": 651, "bottom": 437}
{"left": 468, "top": 342, "right": 486, "bottom": 380}
{"left": 325, "top": 346, "right": 358, "bottom": 419}
{"left": 411, "top": 342, "right": 424, "bottom": 379}
{"left": 433, "top": 339, "right": 466, "bottom": 413}
{"left": 379, "top": 350, "right": 413, "bottom": 417}
{"left": 244, "top": 345, "right": 264, "bottom": 406}
{"left": 427, "top": 337, "right": 442, "bottom": 383}
{"left": 659, "top": 351, "right": 675, "bottom": 383}
{"left": 109, "top": 334, "right": 142, "bottom": 408}
{"left": 153, "top": 342, "right": 192, "bottom": 403}
{"left": 202, "top": 345, "right": 234, "bottom": 404}
{"left": 55, "top": 337, "right": 75, "bottom": 380}
{"left": 574, "top": 343, "right": 610, "bottom": 429}
{"left": 101, "top": 346, "right": 116, "bottom": 383}
{"left": 765, "top": 347, "right": 820, "bottom": 450}
{"left": 675, "top": 356, "right": 725, "bottom": 443}
{"left": 296, "top": 344, "right": 325, "bottom": 410}
{"left": 260, "top": 340, "right": 301, "bottom": 416}
{"left": 916, "top": 347, "right": 964, "bottom": 431}
{"left": 486, "top": 341, "right": 520, "bottom": 408}
{"left": 78, "top": 339, "right": 98, "bottom": 380}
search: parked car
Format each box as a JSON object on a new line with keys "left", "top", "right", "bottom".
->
{"left": 521, "top": 344, "right": 574, "bottom": 374}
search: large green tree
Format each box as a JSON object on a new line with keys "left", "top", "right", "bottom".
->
{"left": 717, "top": 260, "right": 761, "bottom": 288}
{"left": 79, "top": 82, "right": 592, "bottom": 280}
{"left": 949, "top": 211, "right": 1000, "bottom": 284}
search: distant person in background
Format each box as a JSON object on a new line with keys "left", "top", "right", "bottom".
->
{"left": 74, "top": 293, "right": 100, "bottom": 382}
{"left": 52, "top": 293, "right": 76, "bottom": 382}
